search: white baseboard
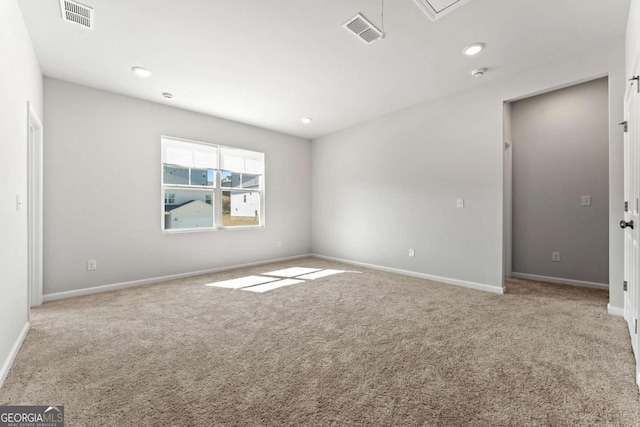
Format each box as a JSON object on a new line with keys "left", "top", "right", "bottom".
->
{"left": 311, "top": 254, "right": 505, "bottom": 294}
{"left": 0, "top": 322, "right": 30, "bottom": 389}
{"left": 43, "top": 254, "right": 312, "bottom": 302}
{"left": 511, "top": 272, "right": 608, "bottom": 290}
{"left": 607, "top": 304, "right": 624, "bottom": 317}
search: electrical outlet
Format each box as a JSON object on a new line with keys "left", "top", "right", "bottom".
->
{"left": 581, "top": 195, "right": 592, "bottom": 207}
{"left": 87, "top": 259, "right": 97, "bottom": 271}
{"left": 409, "top": 249, "right": 415, "bottom": 258}
{"left": 277, "top": 241, "right": 282, "bottom": 248}
{"left": 552, "top": 252, "right": 560, "bottom": 262}
{"left": 456, "top": 199, "right": 464, "bottom": 209}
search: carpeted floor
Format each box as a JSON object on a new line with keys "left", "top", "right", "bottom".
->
{"left": 1, "top": 257, "right": 639, "bottom": 426}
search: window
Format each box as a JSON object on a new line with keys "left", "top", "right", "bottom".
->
{"left": 161, "top": 137, "right": 264, "bottom": 231}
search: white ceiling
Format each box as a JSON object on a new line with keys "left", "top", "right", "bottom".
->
{"left": 18, "top": 0, "right": 629, "bottom": 139}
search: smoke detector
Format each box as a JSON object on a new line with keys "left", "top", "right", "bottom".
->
{"left": 413, "top": 0, "right": 473, "bottom": 22}
{"left": 59, "top": 0, "right": 93, "bottom": 29}
{"left": 471, "top": 67, "right": 487, "bottom": 77}
{"left": 343, "top": 13, "right": 383, "bottom": 45}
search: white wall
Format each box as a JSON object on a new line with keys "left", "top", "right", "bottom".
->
{"left": 312, "top": 41, "right": 624, "bottom": 300}
{"left": 0, "top": 0, "right": 42, "bottom": 383}
{"left": 511, "top": 78, "right": 609, "bottom": 284}
{"left": 43, "top": 78, "right": 311, "bottom": 296}
{"left": 627, "top": 0, "right": 640, "bottom": 78}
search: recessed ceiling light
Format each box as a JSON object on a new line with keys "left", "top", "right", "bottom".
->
{"left": 471, "top": 67, "right": 488, "bottom": 77}
{"left": 162, "top": 92, "right": 174, "bottom": 100}
{"left": 463, "top": 43, "right": 485, "bottom": 56}
{"left": 301, "top": 117, "right": 312, "bottom": 124}
{"left": 131, "top": 66, "right": 152, "bottom": 78}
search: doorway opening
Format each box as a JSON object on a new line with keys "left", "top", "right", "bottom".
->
{"left": 503, "top": 77, "right": 610, "bottom": 290}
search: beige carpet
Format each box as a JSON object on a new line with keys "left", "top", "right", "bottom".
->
{"left": 1, "top": 257, "right": 639, "bottom": 426}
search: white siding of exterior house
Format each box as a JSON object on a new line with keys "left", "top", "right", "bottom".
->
{"left": 230, "top": 192, "right": 260, "bottom": 218}
{"left": 167, "top": 200, "right": 213, "bottom": 229}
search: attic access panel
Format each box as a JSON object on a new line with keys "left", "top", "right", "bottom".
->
{"left": 413, "top": 0, "right": 473, "bottom": 21}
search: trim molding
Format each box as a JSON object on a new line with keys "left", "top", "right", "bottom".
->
{"left": 0, "top": 322, "right": 30, "bottom": 389}
{"left": 607, "top": 304, "right": 624, "bottom": 317}
{"left": 311, "top": 254, "right": 505, "bottom": 294}
{"left": 511, "top": 272, "right": 608, "bottom": 290}
{"left": 43, "top": 254, "right": 312, "bottom": 302}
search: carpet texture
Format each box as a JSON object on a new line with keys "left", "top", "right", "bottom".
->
{"left": 1, "top": 257, "right": 639, "bottom": 426}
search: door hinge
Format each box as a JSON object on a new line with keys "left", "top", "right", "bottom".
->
{"left": 630, "top": 76, "right": 640, "bottom": 93}
{"left": 619, "top": 121, "right": 628, "bottom": 132}
{"left": 624, "top": 281, "right": 628, "bottom": 291}
{"left": 625, "top": 201, "right": 629, "bottom": 212}
{"left": 636, "top": 319, "right": 638, "bottom": 334}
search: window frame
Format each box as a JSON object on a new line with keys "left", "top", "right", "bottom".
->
{"left": 161, "top": 136, "right": 265, "bottom": 233}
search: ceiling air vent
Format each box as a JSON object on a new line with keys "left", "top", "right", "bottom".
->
{"left": 413, "top": 0, "right": 473, "bottom": 21}
{"left": 59, "top": 0, "right": 93, "bottom": 29}
{"left": 343, "top": 13, "right": 382, "bottom": 45}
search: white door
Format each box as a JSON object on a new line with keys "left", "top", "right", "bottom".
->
{"left": 622, "top": 75, "right": 639, "bottom": 387}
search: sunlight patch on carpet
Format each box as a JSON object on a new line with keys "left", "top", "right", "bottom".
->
{"left": 205, "top": 268, "right": 361, "bottom": 293}
{"left": 262, "top": 267, "right": 322, "bottom": 277}
{"left": 241, "top": 279, "right": 305, "bottom": 293}
{"left": 205, "top": 275, "right": 278, "bottom": 289}
{"left": 296, "top": 269, "right": 345, "bottom": 280}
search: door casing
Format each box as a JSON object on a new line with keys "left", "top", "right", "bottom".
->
{"left": 27, "top": 102, "right": 43, "bottom": 308}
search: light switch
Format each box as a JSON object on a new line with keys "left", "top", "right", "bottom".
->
{"left": 456, "top": 199, "right": 464, "bottom": 209}
{"left": 581, "top": 195, "right": 592, "bottom": 207}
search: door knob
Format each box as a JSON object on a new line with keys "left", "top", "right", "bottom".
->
{"left": 620, "top": 220, "right": 634, "bottom": 229}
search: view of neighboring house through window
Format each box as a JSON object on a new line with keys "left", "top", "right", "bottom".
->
{"left": 219, "top": 146, "right": 263, "bottom": 227}
{"left": 161, "top": 137, "right": 264, "bottom": 231}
